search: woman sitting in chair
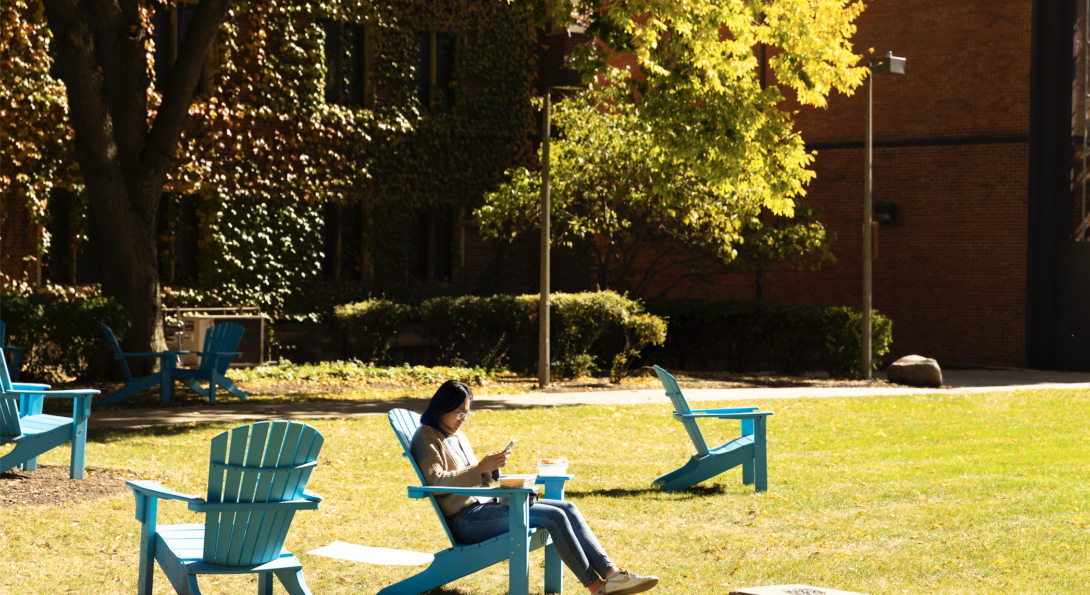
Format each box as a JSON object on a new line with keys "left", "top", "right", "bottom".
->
{"left": 410, "top": 379, "right": 659, "bottom": 595}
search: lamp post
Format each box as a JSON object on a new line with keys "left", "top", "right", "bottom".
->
{"left": 539, "top": 68, "right": 586, "bottom": 388}
{"left": 862, "top": 51, "right": 905, "bottom": 380}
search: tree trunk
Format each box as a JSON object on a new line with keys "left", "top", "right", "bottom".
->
{"left": 41, "top": 0, "right": 230, "bottom": 373}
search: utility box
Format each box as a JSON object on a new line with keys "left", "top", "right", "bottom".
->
{"left": 173, "top": 307, "right": 265, "bottom": 367}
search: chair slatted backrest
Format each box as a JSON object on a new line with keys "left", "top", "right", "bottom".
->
{"left": 100, "top": 323, "right": 135, "bottom": 382}
{"left": 203, "top": 420, "right": 324, "bottom": 567}
{"left": 653, "top": 365, "right": 711, "bottom": 457}
{"left": 1, "top": 320, "right": 6, "bottom": 346}
{"left": 200, "top": 323, "right": 245, "bottom": 374}
{"left": 388, "top": 408, "right": 461, "bottom": 548}
{"left": 0, "top": 357, "right": 23, "bottom": 439}
{"left": 0, "top": 396, "right": 22, "bottom": 439}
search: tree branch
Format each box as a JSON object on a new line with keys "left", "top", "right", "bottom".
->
{"left": 141, "top": 0, "right": 230, "bottom": 196}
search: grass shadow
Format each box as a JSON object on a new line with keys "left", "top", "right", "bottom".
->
{"left": 568, "top": 484, "right": 736, "bottom": 500}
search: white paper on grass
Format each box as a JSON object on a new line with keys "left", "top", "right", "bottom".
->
{"left": 307, "top": 541, "right": 434, "bottom": 566}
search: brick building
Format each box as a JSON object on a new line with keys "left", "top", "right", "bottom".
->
{"left": 580, "top": 0, "right": 1090, "bottom": 370}
{"left": 758, "top": 0, "right": 1088, "bottom": 370}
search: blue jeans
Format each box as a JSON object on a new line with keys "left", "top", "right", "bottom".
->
{"left": 447, "top": 499, "right": 615, "bottom": 587}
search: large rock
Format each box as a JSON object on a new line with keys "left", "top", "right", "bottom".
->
{"left": 886, "top": 355, "right": 943, "bottom": 387}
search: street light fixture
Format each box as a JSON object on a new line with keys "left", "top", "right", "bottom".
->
{"left": 539, "top": 68, "right": 586, "bottom": 388}
{"left": 862, "top": 51, "right": 905, "bottom": 380}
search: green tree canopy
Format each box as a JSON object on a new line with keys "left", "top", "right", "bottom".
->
{"left": 476, "top": 69, "right": 833, "bottom": 295}
{"left": 573, "top": 0, "right": 868, "bottom": 217}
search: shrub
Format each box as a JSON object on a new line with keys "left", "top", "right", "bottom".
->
{"left": 550, "top": 291, "right": 667, "bottom": 380}
{"left": 820, "top": 307, "right": 894, "bottom": 377}
{"left": 418, "top": 294, "right": 537, "bottom": 372}
{"left": 645, "top": 298, "right": 771, "bottom": 373}
{"left": 333, "top": 299, "right": 414, "bottom": 363}
{"left": 1, "top": 291, "right": 129, "bottom": 382}
{"left": 765, "top": 303, "right": 828, "bottom": 375}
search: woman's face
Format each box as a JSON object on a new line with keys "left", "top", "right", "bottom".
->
{"left": 441, "top": 397, "right": 471, "bottom": 432}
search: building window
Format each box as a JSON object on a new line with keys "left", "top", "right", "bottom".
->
{"left": 153, "top": 1, "right": 213, "bottom": 95}
{"left": 415, "top": 31, "right": 458, "bottom": 111}
{"left": 322, "top": 199, "right": 371, "bottom": 283}
{"left": 44, "top": 190, "right": 102, "bottom": 285}
{"left": 412, "top": 207, "right": 455, "bottom": 283}
{"left": 157, "top": 194, "right": 201, "bottom": 286}
{"left": 324, "top": 22, "right": 372, "bottom": 108}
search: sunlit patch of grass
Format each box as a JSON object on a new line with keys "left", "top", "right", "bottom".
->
{"left": 4, "top": 388, "right": 1088, "bottom": 594}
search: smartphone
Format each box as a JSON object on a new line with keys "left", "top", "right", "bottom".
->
{"left": 503, "top": 440, "right": 516, "bottom": 452}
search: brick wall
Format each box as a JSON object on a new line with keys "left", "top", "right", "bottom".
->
{"left": 0, "top": 197, "right": 39, "bottom": 285}
{"left": 630, "top": 0, "right": 1041, "bottom": 368}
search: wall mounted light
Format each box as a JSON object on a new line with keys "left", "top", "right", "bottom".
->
{"left": 874, "top": 202, "right": 898, "bottom": 225}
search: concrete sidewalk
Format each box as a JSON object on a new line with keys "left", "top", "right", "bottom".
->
{"left": 86, "top": 367, "right": 1090, "bottom": 430}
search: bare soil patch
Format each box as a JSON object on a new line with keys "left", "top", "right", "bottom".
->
{"left": 0, "top": 465, "right": 131, "bottom": 508}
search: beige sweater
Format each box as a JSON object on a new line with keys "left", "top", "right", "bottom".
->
{"left": 409, "top": 423, "right": 493, "bottom": 516}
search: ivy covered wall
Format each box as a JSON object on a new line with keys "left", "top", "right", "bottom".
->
{"left": 1, "top": 0, "right": 543, "bottom": 314}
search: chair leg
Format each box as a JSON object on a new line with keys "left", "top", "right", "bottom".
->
{"left": 22, "top": 457, "right": 38, "bottom": 472}
{"left": 179, "top": 378, "right": 211, "bottom": 398}
{"left": 754, "top": 417, "right": 768, "bottom": 492}
{"left": 137, "top": 509, "right": 157, "bottom": 595}
{"left": 100, "top": 374, "right": 162, "bottom": 405}
{"left": 258, "top": 572, "right": 274, "bottom": 595}
{"left": 742, "top": 459, "right": 755, "bottom": 486}
{"left": 275, "top": 569, "right": 314, "bottom": 595}
{"left": 544, "top": 542, "right": 564, "bottom": 594}
{"left": 70, "top": 395, "right": 90, "bottom": 480}
{"left": 162, "top": 367, "right": 174, "bottom": 406}
{"left": 218, "top": 375, "right": 249, "bottom": 400}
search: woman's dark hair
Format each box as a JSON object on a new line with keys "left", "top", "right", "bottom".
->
{"left": 420, "top": 380, "right": 474, "bottom": 431}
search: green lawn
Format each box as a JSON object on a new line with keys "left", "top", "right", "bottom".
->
{"left": 3, "top": 388, "right": 1088, "bottom": 594}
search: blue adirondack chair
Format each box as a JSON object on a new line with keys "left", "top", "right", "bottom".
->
{"left": 1, "top": 320, "right": 26, "bottom": 382}
{"left": 652, "top": 365, "right": 773, "bottom": 492}
{"left": 0, "top": 352, "right": 98, "bottom": 479}
{"left": 170, "top": 322, "right": 249, "bottom": 404}
{"left": 384, "top": 408, "right": 574, "bottom": 595}
{"left": 100, "top": 322, "right": 248, "bottom": 405}
{"left": 100, "top": 323, "right": 182, "bottom": 406}
{"left": 126, "top": 420, "right": 324, "bottom": 595}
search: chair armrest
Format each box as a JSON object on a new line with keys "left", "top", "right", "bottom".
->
{"left": 192, "top": 351, "right": 242, "bottom": 357}
{"left": 189, "top": 499, "right": 320, "bottom": 513}
{"left": 126, "top": 479, "right": 205, "bottom": 503}
{"left": 690, "top": 406, "right": 759, "bottom": 414}
{"left": 407, "top": 485, "right": 537, "bottom": 499}
{"left": 496, "top": 473, "right": 576, "bottom": 486}
{"left": 676, "top": 411, "right": 773, "bottom": 420}
{"left": 3, "top": 346, "right": 25, "bottom": 353}
{"left": 301, "top": 489, "right": 323, "bottom": 502}
{"left": 15, "top": 389, "right": 100, "bottom": 398}
{"left": 11, "top": 383, "right": 50, "bottom": 391}
{"left": 117, "top": 350, "right": 188, "bottom": 358}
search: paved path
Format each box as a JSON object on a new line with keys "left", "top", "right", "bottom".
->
{"left": 87, "top": 368, "right": 1090, "bottom": 430}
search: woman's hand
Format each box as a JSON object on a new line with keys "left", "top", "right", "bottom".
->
{"left": 478, "top": 449, "right": 511, "bottom": 474}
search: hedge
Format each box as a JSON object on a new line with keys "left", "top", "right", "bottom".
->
{"left": 333, "top": 299, "right": 413, "bottom": 363}
{"left": 643, "top": 298, "right": 892, "bottom": 378}
{"left": 417, "top": 294, "right": 538, "bottom": 371}
{"left": 334, "top": 291, "right": 667, "bottom": 379}
{"left": 1, "top": 292, "right": 130, "bottom": 382}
